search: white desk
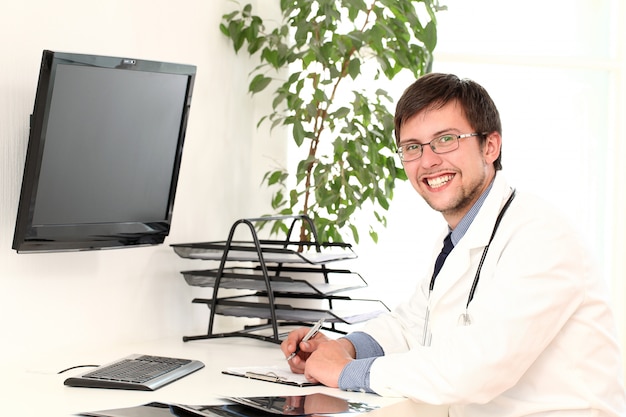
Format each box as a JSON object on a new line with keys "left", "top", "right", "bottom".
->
{"left": 0, "top": 337, "right": 447, "bottom": 416}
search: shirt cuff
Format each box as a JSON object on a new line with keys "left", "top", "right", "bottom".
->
{"left": 338, "top": 357, "right": 377, "bottom": 393}
{"left": 343, "top": 331, "right": 385, "bottom": 359}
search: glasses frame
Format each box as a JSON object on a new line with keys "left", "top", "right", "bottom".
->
{"left": 397, "top": 132, "right": 487, "bottom": 162}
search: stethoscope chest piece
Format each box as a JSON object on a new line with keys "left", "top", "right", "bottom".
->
{"left": 458, "top": 312, "right": 472, "bottom": 326}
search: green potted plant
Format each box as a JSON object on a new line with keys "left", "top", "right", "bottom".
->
{"left": 220, "top": 0, "right": 444, "bottom": 243}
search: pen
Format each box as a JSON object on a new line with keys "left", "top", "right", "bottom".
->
{"left": 286, "top": 318, "right": 325, "bottom": 361}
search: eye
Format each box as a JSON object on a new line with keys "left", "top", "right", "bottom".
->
{"left": 404, "top": 143, "right": 422, "bottom": 152}
{"left": 437, "top": 134, "right": 457, "bottom": 144}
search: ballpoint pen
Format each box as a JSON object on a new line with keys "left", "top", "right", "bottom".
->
{"left": 286, "top": 318, "right": 325, "bottom": 361}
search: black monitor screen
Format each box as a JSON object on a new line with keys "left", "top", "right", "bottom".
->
{"left": 13, "top": 50, "right": 196, "bottom": 252}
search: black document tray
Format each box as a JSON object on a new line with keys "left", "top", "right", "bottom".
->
{"left": 171, "top": 215, "right": 387, "bottom": 344}
{"left": 192, "top": 296, "right": 388, "bottom": 325}
{"left": 180, "top": 267, "right": 367, "bottom": 296}
{"left": 172, "top": 240, "right": 357, "bottom": 264}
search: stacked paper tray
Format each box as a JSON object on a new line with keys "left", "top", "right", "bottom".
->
{"left": 180, "top": 267, "right": 367, "bottom": 296}
{"left": 171, "top": 240, "right": 357, "bottom": 264}
{"left": 191, "top": 296, "right": 389, "bottom": 325}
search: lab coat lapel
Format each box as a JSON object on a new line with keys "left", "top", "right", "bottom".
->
{"left": 427, "top": 174, "right": 511, "bottom": 308}
{"left": 427, "top": 241, "right": 473, "bottom": 308}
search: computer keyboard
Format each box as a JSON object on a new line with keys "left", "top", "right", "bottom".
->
{"left": 63, "top": 354, "right": 205, "bottom": 391}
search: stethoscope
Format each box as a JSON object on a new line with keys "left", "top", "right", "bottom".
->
{"left": 422, "top": 188, "right": 517, "bottom": 346}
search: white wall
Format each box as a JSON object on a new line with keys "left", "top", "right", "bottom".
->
{"left": 0, "top": 0, "right": 285, "bottom": 364}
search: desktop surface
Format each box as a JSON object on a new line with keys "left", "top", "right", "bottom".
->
{"left": 0, "top": 337, "right": 448, "bottom": 416}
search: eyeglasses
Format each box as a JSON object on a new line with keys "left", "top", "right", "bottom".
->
{"left": 397, "top": 132, "right": 485, "bottom": 162}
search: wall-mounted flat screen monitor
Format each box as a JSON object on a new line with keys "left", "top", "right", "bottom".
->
{"left": 13, "top": 50, "right": 196, "bottom": 253}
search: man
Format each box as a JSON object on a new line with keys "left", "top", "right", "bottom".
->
{"left": 281, "top": 73, "right": 626, "bottom": 416}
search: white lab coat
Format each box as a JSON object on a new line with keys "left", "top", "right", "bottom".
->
{"left": 363, "top": 173, "right": 626, "bottom": 416}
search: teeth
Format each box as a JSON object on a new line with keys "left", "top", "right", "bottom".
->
{"left": 427, "top": 174, "right": 454, "bottom": 188}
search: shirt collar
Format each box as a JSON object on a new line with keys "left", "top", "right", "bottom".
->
{"left": 449, "top": 179, "right": 495, "bottom": 246}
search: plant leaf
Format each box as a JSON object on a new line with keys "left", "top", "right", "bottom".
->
{"left": 249, "top": 74, "right": 272, "bottom": 94}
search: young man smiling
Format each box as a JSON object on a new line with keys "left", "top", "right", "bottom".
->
{"left": 281, "top": 73, "right": 626, "bottom": 417}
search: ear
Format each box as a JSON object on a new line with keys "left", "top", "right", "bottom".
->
{"left": 483, "top": 132, "right": 502, "bottom": 165}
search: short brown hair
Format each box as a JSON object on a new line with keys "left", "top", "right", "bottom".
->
{"left": 394, "top": 73, "right": 503, "bottom": 170}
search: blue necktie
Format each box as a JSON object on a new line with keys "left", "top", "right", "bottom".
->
{"left": 431, "top": 233, "right": 453, "bottom": 282}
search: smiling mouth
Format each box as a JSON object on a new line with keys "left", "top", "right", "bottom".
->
{"left": 426, "top": 174, "right": 454, "bottom": 189}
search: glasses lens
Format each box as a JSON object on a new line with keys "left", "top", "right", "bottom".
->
{"left": 400, "top": 143, "right": 422, "bottom": 161}
{"left": 432, "top": 135, "right": 459, "bottom": 154}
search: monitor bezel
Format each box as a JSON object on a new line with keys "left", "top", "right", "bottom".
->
{"left": 12, "top": 50, "right": 196, "bottom": 253}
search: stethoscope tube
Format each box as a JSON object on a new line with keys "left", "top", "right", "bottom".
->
{"left": 466, "top": 188, "right": 517, "bottom": 308}
{"left": 424, "top": 188, "right": 517, "bottom": 339}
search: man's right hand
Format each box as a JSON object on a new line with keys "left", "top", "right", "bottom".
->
{"left": 281, "top": 328, "right": 357, "bottom": 376}
{"left": 281, "top": 326, "right": 331, "bottom": 373}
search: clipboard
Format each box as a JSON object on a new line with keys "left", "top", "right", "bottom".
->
{"left": 222, "top": 365, "right": 318, "bottom": 387}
